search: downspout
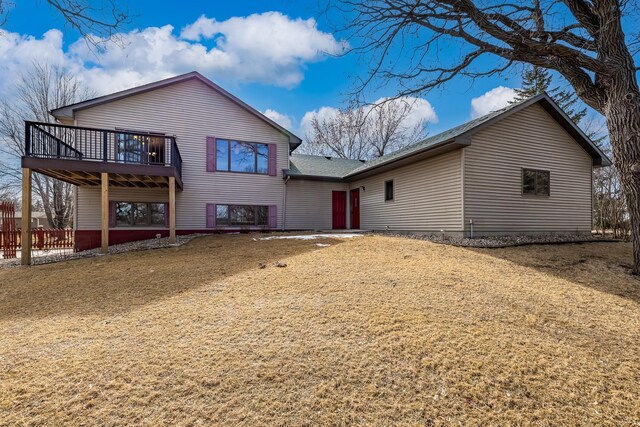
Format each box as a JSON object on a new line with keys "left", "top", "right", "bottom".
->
{"left": 282, "top": 175, "right": 290, "bottom": 231}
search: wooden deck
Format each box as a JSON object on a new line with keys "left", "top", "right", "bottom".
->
{"left": 20, "top": 121, "right": 181, "bottom": 264}
{"left": 22, "top": 121, "right": 183, "bottom": 189}
{"left": 22, "top": 157, "right": 182, "bottom": 189}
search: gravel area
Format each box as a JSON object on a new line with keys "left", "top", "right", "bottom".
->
{"left": 0, "top": 234, "right": 206, "bottom": 267}
{"left": 381, "top": 231, "right": 623, "bottom": 248}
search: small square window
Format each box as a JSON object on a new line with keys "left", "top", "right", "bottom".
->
{"left": 522, "top": 169, "right": 550, "bottom": 196}
{"left": 385, "top": 180, "right": 394, "bottom": 201}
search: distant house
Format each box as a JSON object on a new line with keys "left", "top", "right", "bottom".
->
{"left": 14, "top": 211, "right": 52, "bottom": 229}
{"left": 20, "top": 71, "right": 610, "bottom": 256}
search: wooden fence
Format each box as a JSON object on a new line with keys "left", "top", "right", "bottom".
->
{"left": 1, "top": 201, "right": 18, "bottom": 259}
{"left": 1, "top": 228, "right": 74, "bottom": 253}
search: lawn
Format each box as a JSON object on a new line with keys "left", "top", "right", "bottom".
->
{"left": 0, "top": 234, "right": 638, "bottom": 426}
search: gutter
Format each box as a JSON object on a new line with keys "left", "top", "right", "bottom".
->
{"left": 282, "top": 172, "right": 346, "bottom": 182}
{"left": 281, "top": 139, "right": 466, "bottom": 183}
{"left": 343, "top": 138, "right": 469, "bottom": 181}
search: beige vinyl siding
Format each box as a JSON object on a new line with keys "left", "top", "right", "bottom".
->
{"left": 74, "top": 78, "right": 289, "bottom": 230}
{"left": 350, "top": 149, "right": 463, "bottom": 232}
{"left": 285, "top": 180, "right": 348, "bottom": 230}
{"left": 463, "top": 103, "right": 592, "bottom": 234}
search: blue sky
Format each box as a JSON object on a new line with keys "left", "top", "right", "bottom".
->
{"left": 1, "top": 0, "right": 527, "bottom": 136}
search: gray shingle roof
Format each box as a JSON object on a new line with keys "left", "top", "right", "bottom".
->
{"left": 344, "top": 102, "right": 513, "bottom": 177}
{"left": 287, "top": 154, "right": 365, "bottom": 179}
{"left": 285, "top": 93, "right": 610, "bottom": 181}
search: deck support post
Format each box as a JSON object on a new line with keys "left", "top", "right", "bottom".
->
{"left": 101, "top": 172, "right": 109, "bottom": 254}
{"left": 169, "top": 176, "right": 176, "bottom": 244}
{"left": 21, "top": 168, "right": 32, "bottom": 266}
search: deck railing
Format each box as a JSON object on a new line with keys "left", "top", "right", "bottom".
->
{"left": 25, "top": 121, "right": 183, "bottom": 177}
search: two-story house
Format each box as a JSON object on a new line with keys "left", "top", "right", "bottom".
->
{"left": 19, "top": 71, "right": 609, "bottom": 264}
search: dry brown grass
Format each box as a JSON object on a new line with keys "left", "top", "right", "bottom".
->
{"left": 0, "top": 234, "right": 639, "bottom": 426}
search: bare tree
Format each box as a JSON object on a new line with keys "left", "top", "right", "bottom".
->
{"left": 337, "top": 0, "right": 640, "bottom": 272}
{"left": 304, "top": 106, "right": 370, "bottom": 159}
{"left": 366, "top": 98, "right": 428, "bottom": 157}
{"left": 0, "top": 0, "right": 130, "bottom": 45}
{"left": 0, "top": 63, "right": 94, "bottom": 228}
{"left": 303, "top": 98, "right": 429, "bottom": 159}
{"left": 594, "top": 146, "right": 630, "bottom": 239}
{"left": 584, "top": 113, "right": 630, "bottom": 238}
{"left": 0, "top": 178, "right": 16, "bottom": 203}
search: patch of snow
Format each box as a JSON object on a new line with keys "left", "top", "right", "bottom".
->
{"left": 259, "top": 234, "right": 363, "bottom": 241}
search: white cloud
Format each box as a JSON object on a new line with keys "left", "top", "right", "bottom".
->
{"left": 179, "top": 12, "right": 346, "bottom": 88}
{"left": 470, "top": 86, "right": 517, "bottom": 118}
{"left": 263, "top": 109, "right": 293, "bottom": 130}
{"left": 0, "top": 12, "right": 346, "bottom": 100}
{"left": 372, "top": 97, "right": 438, "bottom": 126}
{"left": 180, "top": 15, "right": 218, "bottom": 40}
{"left": 0, "top": 29, "right": 68, "bottom": 98}
{"left": 299, "top": 106, "right": 340, "bottom": 137}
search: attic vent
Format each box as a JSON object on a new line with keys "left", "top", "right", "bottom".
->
{"left": 359, "top": 159, "right": 366, "bottom": 163}
{"left": 325, "top": 156, "right": 332, "bottom": 160}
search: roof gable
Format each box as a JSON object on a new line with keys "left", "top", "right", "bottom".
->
{"left": 341, "top": 93, "right": 609, "bottom": 179}
{"left": 51, "top": 71, "right": 302, "bottom": 150}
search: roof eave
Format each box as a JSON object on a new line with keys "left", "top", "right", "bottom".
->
{"left": 289, "top": 140, "right": 303, "bottom": 152}
{"left": 452, "top": 93, "right": 610, "bottom": 167}
{"left": 343, "top": 138, "right": 470, "bottom": 181}
{"left": 594, "top": 156, "right": 612, "bottom": 167}
{"left": 282, "top": 171, "right": 346, "bottom": 182}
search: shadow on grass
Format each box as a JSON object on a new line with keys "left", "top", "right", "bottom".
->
{"left": 0, "top": 234, "right": 343, "bottom": 320}
{"left": 465, "top": 241, "right": 640, "bottom": 304}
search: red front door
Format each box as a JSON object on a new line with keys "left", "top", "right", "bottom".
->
{"left": 350, "top": 189, "right": 360, "bottom": 229}
{"left": 332, "top": 191, "right": 347, "bottom": 229}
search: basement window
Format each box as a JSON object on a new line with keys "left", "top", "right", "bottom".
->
{"left": 216, "top": 204, "right": 269, "bottom": 226}
{"left": 522, "top": 169, "right": 550, "bottom": 196}
{"left": 385, "top": 180, "right": 394, "bottom": 201}
{"left": 115, "top": 202, "right": 166, "bottom": 227}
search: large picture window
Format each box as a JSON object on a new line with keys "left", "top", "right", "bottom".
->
{"left": 216, "top": 139, "right": 269, "bottom": 174}
{"left": 216, "top": 204, "right": 269, "bottom": 226}
{"left": 522, "top": 169, "right": 550, "bottom": 196}
{"left": 115, "top": 202, "right": 166, "bottom": 227}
